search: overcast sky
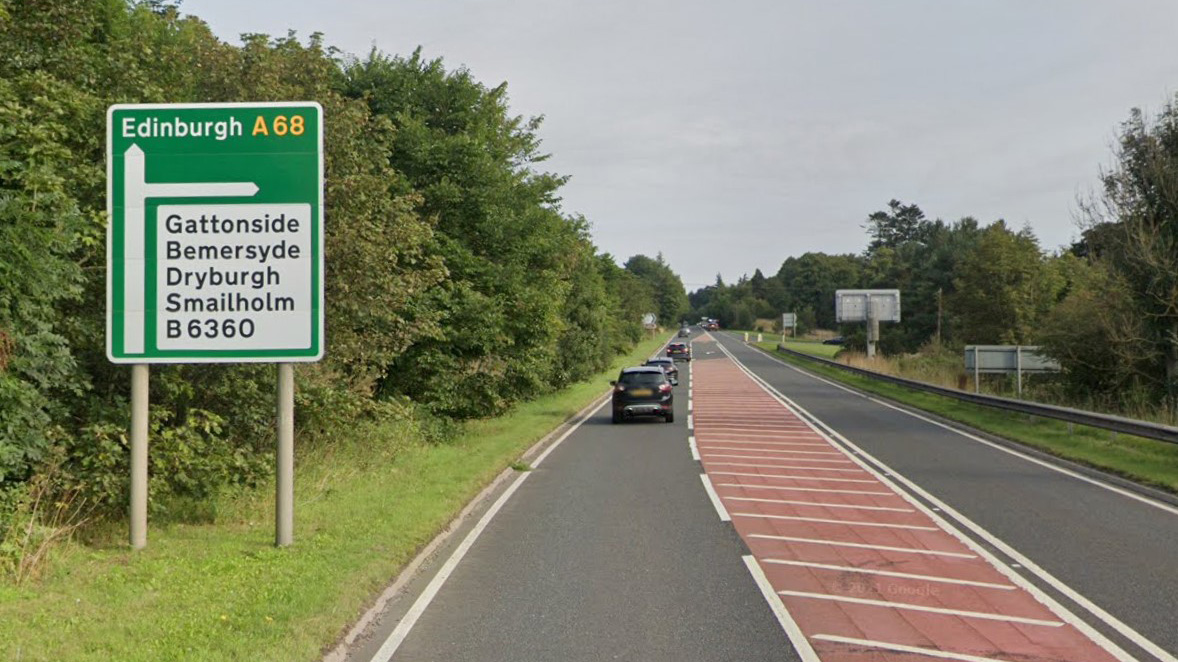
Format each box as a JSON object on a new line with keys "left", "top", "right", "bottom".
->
{"left": 184, "top": 0, "right": 1178, "bottom": 291}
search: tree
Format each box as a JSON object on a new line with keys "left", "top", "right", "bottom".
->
{"left": 624, "top": 254, "right": 688, "bottom": 327}
{"left": 1080, "top": 102, "right": 1178, "bottom": 395}
{"left": 950, "top": 222, "right": 1062, "bottom": 344}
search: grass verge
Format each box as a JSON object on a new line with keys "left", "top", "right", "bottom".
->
{"left": 0, "top": 334, "right": 669, "bottom": 662}
{"left": 753, "top": 341, "right": 1178, "bottom": 494}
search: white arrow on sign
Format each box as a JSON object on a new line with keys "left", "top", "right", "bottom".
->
{"left": 122, "top": 143, "right": 259, "bottom": 354}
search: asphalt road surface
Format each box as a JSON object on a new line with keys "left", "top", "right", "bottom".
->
{"left": 342, "top": 330, "right": 1177, "bottom": 662}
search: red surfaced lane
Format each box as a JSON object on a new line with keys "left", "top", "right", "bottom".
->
{"left": 690, "top": 337, "right": 1125, "bottom": 662}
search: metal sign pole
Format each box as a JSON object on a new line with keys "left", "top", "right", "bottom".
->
{"left": 276, "top": 363, "right": 295, "bottom": 547}
{"left": 974, "top": 346, "right": 980, "bottom": 394}
{"left": 130, "top": 364, "right": 149, "bottom": 549}
{"left": 1016, "top": 346, "right": 1023, "bottom": 398}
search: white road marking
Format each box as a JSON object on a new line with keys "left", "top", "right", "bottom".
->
{"left": 762, "top": 559, "right": 1016, "bottom": 590}
{"left": 696, "top": 439, "right": 830, "bottom": 448}
{"left": 732, "top": 512, "right": 938, "bottom": 531}
{"left": 866, "top": 395, "right": 1178, "bottom": 519}
{"left": 687, "top": 414, "right": 693, "bottom": 430}
{"left": 700, "top": 447, "right": 843, "bottom": 456}
{"left": 700, "top": 473, "right": 731, "bottom": 521}
{"left": 700, "top": 452, "right": 851, "bottom": 463}
{"left": 368, "top": 395, "right": 610, "bottom": 661}
{"left": 723, "top": 496, "right": 913, "bottom": 512}
{"left": 748, "top": 533, "right": 976, "bottom": 558}
{"left": 777, "top": 590, "right": 1063, "bottom": 627}
{"left": 707, "top": 462, "right": 864, "bottom": 473}
{"left": 717, "top": 483, "right": 895, "bottom": 496}
{"left": 743, "top": 556, "right": 821, "bottom": 662}
{"left": 709, "top": 471, "right": 877, "bottom": 484}
{"left": 811, "top": 634, "right": 1023, "bottom": 662}
{"left": 688, "top": 435, "right": 700, "bottom": 461}
{"left": 716, "top": 338, "right": 1151, "bottom": 662}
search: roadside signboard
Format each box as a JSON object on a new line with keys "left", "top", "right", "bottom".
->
{"left": 782, "top": 312, "right": 797, "bottom": 328}
{"left": 964, "top": 345, "right": 1061, "bottom": 374}
{"left": 106, "top": 102, "right": 324, "bottom": 364}
{"left": 835, "top": 289, "right": 901, "bottom": 323}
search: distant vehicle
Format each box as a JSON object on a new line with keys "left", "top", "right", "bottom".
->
{"left": 610, "top": 367, "right": 674, "bottom": 423}
{"left": 822, "top": 336, "right": 845, "bottom": 345}
{"left": 644, "top": 357, "right": 679, "bottom": 385}
{"left": 678, "top": 326, "right": 690, "bottom": 338}
{"left": 666, "top": 342, "right": 692, "bottom": 361}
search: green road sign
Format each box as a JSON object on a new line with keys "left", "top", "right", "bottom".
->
{"left": 106, "top": 102, "right": 324, "bottom": 363}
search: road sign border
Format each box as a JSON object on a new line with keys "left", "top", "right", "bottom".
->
{"left": 106, "top": 101, "right": 325, "bottom": 364}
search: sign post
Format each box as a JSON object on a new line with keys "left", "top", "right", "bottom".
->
{"left": 835, "top": 289, "right": 901, "bottom": 359}
{"left": 107, "top": 102, "right": 324, "bottom": 548}
{"left": 781, "top": 312, "right": 797, "bottom": 343}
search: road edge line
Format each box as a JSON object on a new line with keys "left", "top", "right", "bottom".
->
{"left": 742, "top": 555, "right": 821, "bottom": 662}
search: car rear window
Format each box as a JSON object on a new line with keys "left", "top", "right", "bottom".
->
{"left": 620, "top": 372, "right": 665, "bottom": 386}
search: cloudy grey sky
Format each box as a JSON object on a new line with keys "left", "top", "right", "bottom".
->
{"left": 184, "top": 0, "right": 1178, "bottom": 290}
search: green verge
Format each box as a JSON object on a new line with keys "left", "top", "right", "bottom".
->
{"left": 751, "top": 342, "right": 1178, "bottom": 494}
{"left": 0, "top": 334, "right": 669, "bottom": 662}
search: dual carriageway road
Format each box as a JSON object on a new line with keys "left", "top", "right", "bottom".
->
{"left": 339, "top": 330, "right": 1178, "bottom": 662}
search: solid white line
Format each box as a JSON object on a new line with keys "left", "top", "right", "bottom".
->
{"left": 724, "top": 496, "right": 913, "bottom": 512}
{"left": 811, "top": 634, "right": 1020, "bottom": 662}
{"left": 778, "top": 590, "right": 1063, "bottom": 627}
{"left": 369, "top": 397, "right": 607, "bottom": 661}
{"left": 701, "top": 453, "right": 852, "bottom": 463}
{"left": 732, "top": 512, "right": 938, "bottom": 531}
{"left": 717, "top": 483, "right": 895, "bottom": 496}
{"left": 866, "top": 395, "right": 1178, "bottom": 519}
{"left": 716, "top": 338, "right": 1152, "bottom": 662}
{"left": 688, "top": 435, "right": 700, "bottom": 461}
{"left": 700, "top": 473, "right": 731, "bottom": 521}
{"left": 743, "top": 556, "right": 821, "bottom": 662}
{"left": 709, "top": 471, "right": 877, "bottom": 484}
{"left": 762, "top": 559, "right": 1016, "bottom": 590}
{"left": 748, "top": 533, "right": 976, "bottom": 558}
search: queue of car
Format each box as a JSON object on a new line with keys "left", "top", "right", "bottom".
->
{"left": 610, "top": 334, "right": 691, "bottom": 424}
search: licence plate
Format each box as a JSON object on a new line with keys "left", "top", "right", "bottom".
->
{"left": 630, "top": 389, "right": 652, "bottom": 397}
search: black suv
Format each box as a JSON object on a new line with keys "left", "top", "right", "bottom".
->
{"left": 644, "top": 357, "right": 679, "bottom": 385}
{"left": 610, "top": 367, "right": 674, "bottom": 423}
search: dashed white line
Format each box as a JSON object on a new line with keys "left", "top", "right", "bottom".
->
{"left": 744, "top": 556, "right": 821, "bottom": 662}
{"left": 777, "top": 590, "right": 1063, "bottom": 627}
{"left": 748, "top": 533, "right": 976, "bottom": 558}
{"left": 688, "top": 435, "right": 700, "bottom": 461}
{"left": 700, "top": 473, "right": 730, "bottom": 521}
{"left": 762, "top": 559, "right": 1016, "bottom": 590}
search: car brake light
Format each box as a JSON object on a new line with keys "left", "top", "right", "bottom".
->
{"left": 658, "top": 383, "right": 672, "bottom": 393}
{"left": 614, "top": 384, "right": 626, "bottom": 392}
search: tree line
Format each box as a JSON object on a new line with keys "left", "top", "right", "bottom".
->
{"left": 690, "top": 102, "right": 1178, "bottom": 412}
{"left": 0, "top": 0, "right": 688, "bottom": 533}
